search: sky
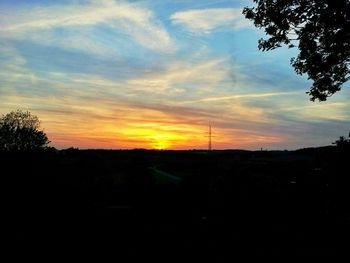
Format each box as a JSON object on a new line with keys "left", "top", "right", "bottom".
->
{"left": 0, "top": 0, "right": 349, "bottom": 150}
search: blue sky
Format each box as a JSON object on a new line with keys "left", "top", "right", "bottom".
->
{"left": 0, "top": 0, "right": 349, "bottom": 149}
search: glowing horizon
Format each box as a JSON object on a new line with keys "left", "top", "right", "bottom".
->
{"left": 1, "top": 0, "right": 349, "bottom": 150}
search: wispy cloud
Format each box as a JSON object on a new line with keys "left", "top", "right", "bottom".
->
{"left": 0, "top": 0, "right": 175, "bottom": 54}
{"left": 180, "top": 91, "right": 300, "bottom": 104}
{"left": 170, "top": 8, "right": 251, "bottom": 34}
{"left": 126, "top": 58, "right": 229, "bottom": 92}
{"left": 275, "top": 102, "right": 350, "bottom": 122}
{"left": 0, "top": 43, "right": 39, "bottom": 89}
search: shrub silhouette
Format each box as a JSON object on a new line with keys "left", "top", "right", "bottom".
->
{"left": 0, "top": 109, "right": 50, "bottom": 151}
{"left": 333, "top": 132, "right": 350, "bottom": 148}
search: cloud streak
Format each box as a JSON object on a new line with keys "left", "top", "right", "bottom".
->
{"left": 0, "top": 0, "right": 175, "bottom": 54}
{"left": 126, "top": 58, "right": 229, "bottom": 92}
{"left": 170, "top": 8, "right": 251, "bottom": 34}
{"left": 180, "top": 91, "right": 300, "bottom": 104}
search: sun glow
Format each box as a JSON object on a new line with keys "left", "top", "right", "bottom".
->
{"left": 146, "top": 134, "right": 173, "bottom": 150}
{"left": 145, "top": 131, "right": 189, "bottom": 150}
{"left": 119, "top": 127, "right": 187, "bottom": 150}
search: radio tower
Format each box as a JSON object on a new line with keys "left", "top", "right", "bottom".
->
{"left": 208, "top": 125, "right": 212, "bottom": 151}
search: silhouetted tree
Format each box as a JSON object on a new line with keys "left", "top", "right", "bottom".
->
{"left": 333, "top": 132, "right": 350, "bottom": 147}
{"left": 0, "top": 110, "right": 50, "bottom": 151}
{"left": 243, "top": 0, "right": 350, "bottom": 101}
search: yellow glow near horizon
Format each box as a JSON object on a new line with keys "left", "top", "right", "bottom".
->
{"left": 122, "top": 128, "right": 185, "bottom": 149}
{"left": 146, "top": 134, "right": 173, "bottom": 150}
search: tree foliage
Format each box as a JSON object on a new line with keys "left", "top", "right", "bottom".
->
{"left": 243, "top": 0, "right": 350, "bottom": 101}
{"left": 0, "top": 110, "right": 50, "bottom": 151}
{"left": 334, "top": 132, "right": 350, "bottom": 147}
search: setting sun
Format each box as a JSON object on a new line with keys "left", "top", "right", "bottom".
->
{"left": 147, "top": 134, "right": 172, "bottom": 150}
{"left": 144, "top": 131, "right": 188, "bottom": 150}
{"left": 119, "top": 127, "right": 187, "bottom": 150}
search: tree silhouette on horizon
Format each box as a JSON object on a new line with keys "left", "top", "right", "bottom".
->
{"left": 0, "top": 109, "right": 50, "bottom": 151}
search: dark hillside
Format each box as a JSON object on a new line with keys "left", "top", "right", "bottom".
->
{"left": 4, "top": 147, "right": 349, "bottom": 258}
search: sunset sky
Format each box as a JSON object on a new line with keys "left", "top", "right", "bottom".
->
{"left": 1, "top": 0, "right": 349, "bottom": 150}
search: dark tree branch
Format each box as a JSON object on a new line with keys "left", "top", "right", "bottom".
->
{"left": 243, "top": 0, "right": 350, "bottom": 101}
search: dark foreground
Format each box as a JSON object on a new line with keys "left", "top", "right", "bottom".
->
{"left": 5, "top": 147, "right": 350, "bottom": 258}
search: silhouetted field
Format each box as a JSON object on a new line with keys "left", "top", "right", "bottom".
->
{"left": 4, "top": 147, "right": 350, "bottom": 258}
